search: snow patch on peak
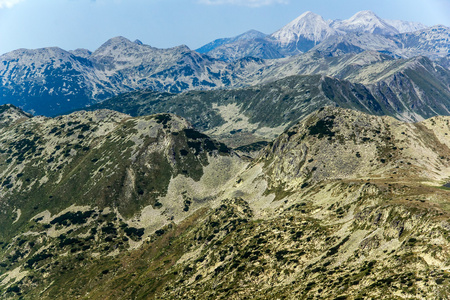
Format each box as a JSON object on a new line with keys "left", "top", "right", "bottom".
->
{"left": 351, "top": 10, "right": 377, "bottom": 18}
{"left": 333, "top": 10, "right": 399, "bottom": 36}
{"left": 384, "top": 19, "right": 428, "bottom": 33}
{"left": 298, "top": 11, "right": 319, "bottom": 19}
{"left": 271, "top": 11, "right": 338, "bottom": 45}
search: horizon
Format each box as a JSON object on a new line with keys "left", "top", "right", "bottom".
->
{"left": 0, "top": 0, "right": 449, "bottom": 55}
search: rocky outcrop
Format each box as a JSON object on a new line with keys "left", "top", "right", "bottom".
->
{"left": 1, "top": 107, "right": 450, "bottom": 299}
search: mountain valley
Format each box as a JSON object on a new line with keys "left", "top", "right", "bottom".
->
{"left": 88, "top": 53, "right": 450, "bottom": 147}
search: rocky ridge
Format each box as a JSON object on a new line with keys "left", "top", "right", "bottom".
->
{"left": 1, "top": 106, "right": 450, "bottom": 299}
{"left": 0, "top": 37, "right": 251, "bottom": 115}
{"left": 88, "top": 55, "right": 450, "bottom": 147}
{"left": 200, "top": 10, "right": 446, "bottom": 62}
{"left": 1, "top": 11, "right": 448, "bottom": 116}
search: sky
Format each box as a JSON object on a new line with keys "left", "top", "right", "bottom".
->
{"left": 0, "top": 0, "right": 449, "bottom": 55}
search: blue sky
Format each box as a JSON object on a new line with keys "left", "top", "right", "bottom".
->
{"left": 0, "top": 0, "right": 449, "bottom": 55}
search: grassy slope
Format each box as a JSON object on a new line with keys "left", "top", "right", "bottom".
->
{"left": 2, "top": 107, "right": 450, "bottom": 298}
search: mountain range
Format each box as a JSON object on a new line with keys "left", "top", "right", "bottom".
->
{"left": 1, "top": 9, "right": 450, "bottom": 299}
{"left": 0, "top": 10, "right": 449, "bottom": 117}
{"left": 85, "top": 51, "right": 450, "bottom": 148}
{"left": 200, "top": 10, "right": 447, "bottom": 61}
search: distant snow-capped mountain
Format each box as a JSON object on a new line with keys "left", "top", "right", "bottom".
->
{"left": 331, "top": 10, "right": 399, "bottom": 35}
{"left": 1, "top": 11, "right": 449, "bottom": 117}
{"left": 270, "top": 11, "right": 340, "bottom": 50}
{"left": 384, "top": 19, "right": 428, "bottom": 33}
{"left": 197, "top": 10, "right": 442, "bottom": 62}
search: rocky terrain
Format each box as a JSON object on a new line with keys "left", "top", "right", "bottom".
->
{"left": 88, "top": 54, "right": 450, "bottom": 147}
{"left": 196, "top": 30, "right": 268, "bottom": 55}
{"left": 200, "top": 11, "right": 448, "bottom": 62}
{"left": 0, "top": 11, "right": 449, "bottom": 117}
{"left": 0, "top": 37, "right": 244, "bottom": 115}
{"left": 0, "top": 105, "right": 450, "bottom": 299}
{"left": 0, "top": 9, "right": 450, "bottom": 299}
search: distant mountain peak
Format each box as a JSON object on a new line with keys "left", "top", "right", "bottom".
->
{"left": 69, "top": 48, "right": 92, "bottom": 58}
{"left": 271, "top": 11, "right": 338, "bottom": 46}
{"left": 236, "top": 29, "right": 267, "bottom": 40}
{"left": 384, "top": 19, "right": 428, "bottom": 33}
{"left": 92, "top": 36, "right": 146, "bottom": 57}
{"left": 104, "top": 36, "right": 133, "bottom": 45}
{"left": 346, "top": 10, "right": 384, "bottom": 24}
{"left": 352, "top": 10, "right": 377, "bottom": 17}
{"left": 170, "top": 44, "right": 191, "bottom": 53}
{"left": 195, "top": 29, "right": 266, "bottom": 54}
{"left": 290, "top": 11, "right": 326, "bottom": 24}
{"left": 298, "top": 11, "right": 319, "bottom": 18}
{"left": 430, "top": 24, "right": 450, "bottom": 30}
{"left": 333, "top": 10, "right": 399, "bottom": 35}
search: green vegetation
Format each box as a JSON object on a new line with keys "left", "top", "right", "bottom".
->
{"left": 0, "top": 105, "right": 450, "bottom": 299}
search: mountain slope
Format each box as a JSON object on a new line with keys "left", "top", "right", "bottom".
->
{"left": 87, "top": 56, "right": 450, "bottom": 146}
{"left": 0, "top": 105, "right": 244, "bottom": 240}
{"left": 395, "top": 25, "right": 450, "bottom": 58}
{"left": 108, "top": 107, "right": 450, "bottom": 299}
{"left": 3, "top": 107, "right": 450, "bottom": 299}
{"left": 202, "top": 38, "right": 283, "bottom": 62}
{"left": 86, "top": 74, "right": 387, "bottom": 146}
{"left": 0, "top": 47, "right": 101, "bottom": 115}
{"left": 0, "top": 37, "right": 268, "bottom": 115}
{"left": 270, "top": 11, "right": 340, "bottom": 54}
{"left": 313, "top": 25, "right": 450, "bottom": 59}
{"left": 195, "top": 30, "right": 267, "bottom": 53}
{"left": 331, "top": 10, "right": 399, "bottom": 35}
